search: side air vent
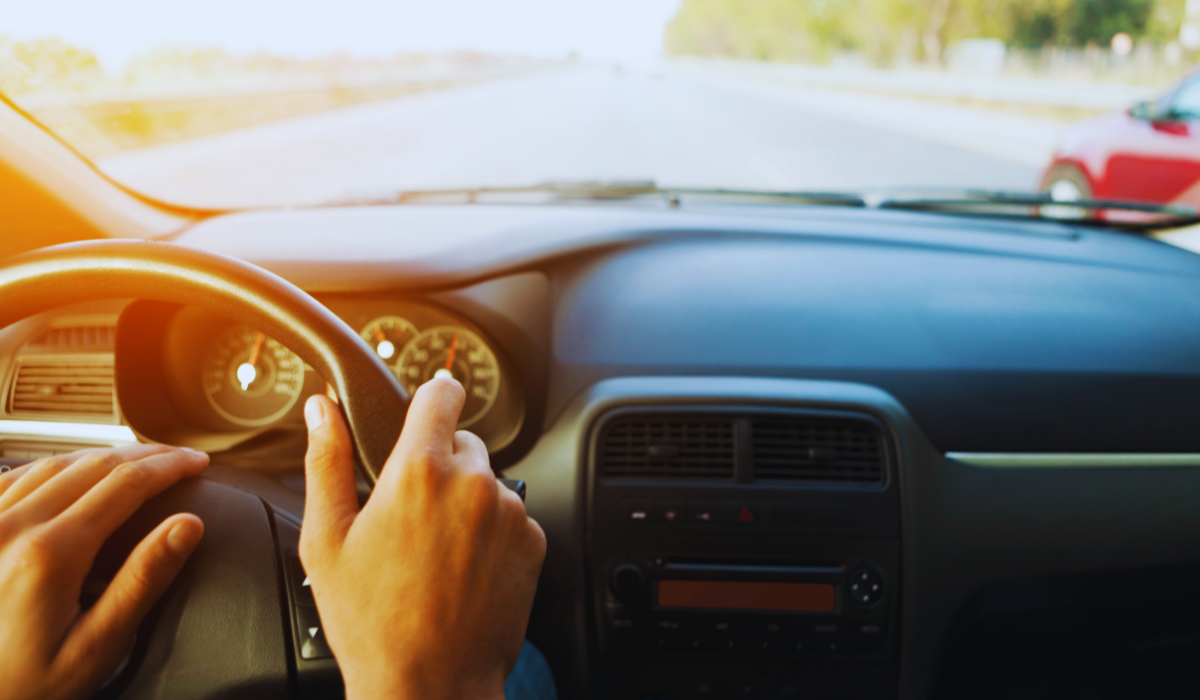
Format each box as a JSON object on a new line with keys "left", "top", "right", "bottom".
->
{"left": 752, "top": 418, "right": 883, "bottom": 483}
{"left": 599, "top": 417, "right": 735, "bottom": 479}
{"left": 30, "top": 326, "right": 116, "bottom": 350}
{"left": 8, "top": 358, "right": 117, "bottom": 419}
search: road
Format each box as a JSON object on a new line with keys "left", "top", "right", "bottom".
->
{"left": 100, "top": 65, "right": 1067, "bottom": 209}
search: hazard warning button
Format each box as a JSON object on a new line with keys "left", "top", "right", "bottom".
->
{"left": 721, "top": 502, "right": 771, "bottom": 526}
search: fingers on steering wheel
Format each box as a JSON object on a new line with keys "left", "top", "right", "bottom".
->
{"left": 0, "top": 449, "right": 95, "bottom": 510}
{"left": 0, "top": 461, "right": 36, "bottom": 500}
{"left": 395, "top": 377, "right": 466, "bottom": 461}
{"left": 1, "top": 445, "right": 173, "bottom": 520}
{"left": 53, "top": 448, "right": 210, "bottom": 550}
{"left": 301, "top": 395, "right": 358, "bottom": 547}
{"left": 376, "top": 377, "right": 467, "bottom": 496}
{"left": 59, "top": 513, "right": 204, "bottom": 683}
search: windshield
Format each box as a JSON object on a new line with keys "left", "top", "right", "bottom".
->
{"left": 4, "top": 1, "right": 1199, "bottom": 212}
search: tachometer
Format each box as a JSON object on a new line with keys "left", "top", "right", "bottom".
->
{"left": 202, "top": 325, "right": 305, "bottom": 426}
{"left": 359, "top": 316, "right": 419, "bottom": 367}
{"left": 396, "top": 326, "right": 499, "bottom": 428}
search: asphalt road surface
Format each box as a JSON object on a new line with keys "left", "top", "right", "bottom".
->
{"left": 100, "top": 65, "right": 1064, "bottom": 209}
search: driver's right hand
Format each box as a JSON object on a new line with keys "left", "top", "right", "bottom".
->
{"left": 300, "top": 378, "right": 546, "bottom": 700}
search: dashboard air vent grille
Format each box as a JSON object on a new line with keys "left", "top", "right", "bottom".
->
{"left": 31, "top": 326, "right": 116, "bottom": 350}
{"left": 599, "top": 418, "right": 735, "bottom": 479}
{"left": 8, "top": 359, "right": 117, "bottom": 419}
{"left": 751, "top": 418, "right": 883, "bottom": 483}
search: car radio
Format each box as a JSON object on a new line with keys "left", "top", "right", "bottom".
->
{"left": 585, "top": 406, "right": 902, "bottom": 698}
{"left": 599, "top": 556, "right": 889, "bottom": 659}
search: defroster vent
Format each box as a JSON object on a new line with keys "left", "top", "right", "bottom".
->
{"left": 8, "top": 358, "right": 117, "bottom": 419}
{"left": 599, "top": 417, "right": 735, "bottom": 479}
{"left": 752, "top": 418, "right": 883, "bottom": 483}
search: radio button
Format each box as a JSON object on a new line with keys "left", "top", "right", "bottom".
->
{"left": 848, "top": 567, "right": 885, "bottom": 607}
{"left": 609, "top": 563, "right": 647, "bottom": 605}
{"left": 743, "top": 619, "right": 785, "bottom": 634}
{"left": 751, "top": 637, "right": 788, "bottom": 654}
{"left": 649, "top": 635, "right": 687, "bottom": 651}
{"left": 688, "top": 502, "right": 719, "bottom": 525}
{"left": 621, "top": 501, "right": 651, "bottom": 525}
{"left": 655, "top": 501, "right": 684, "bottom": 525}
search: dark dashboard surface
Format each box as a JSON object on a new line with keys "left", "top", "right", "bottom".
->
{"left": 173, "top": 202, "right": 1200, "bottom": 454}
{"left": 5, "top": 201, "right": 1200, "bottom": 699}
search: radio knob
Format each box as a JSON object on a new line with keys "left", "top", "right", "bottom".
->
{"left": 609, "top": 563, "right": 646, "bottom": 604}
{"left": 847, "top": 567, "right": 884, "bottom": 607}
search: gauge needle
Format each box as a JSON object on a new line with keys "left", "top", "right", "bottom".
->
{"left": 372, "top": 326, "right": 400, "bottom": 360}
{"left": 250, "top": 332, "right": 264, "bottom": 367}
{"left": 444, "top": 333, "right": 459, "bottom": 371}
{"left": 238, "top": 332, "right": 264, "bottom": 391}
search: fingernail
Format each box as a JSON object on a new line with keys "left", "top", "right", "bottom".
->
{"left": 180, "top": 447, "right": 207, "bottom": 457}
{"left": 167, "top": 520, "right": 202, "bottom": 555}
{"left": 305, "top": 396, "right": 325, "bottom": 430}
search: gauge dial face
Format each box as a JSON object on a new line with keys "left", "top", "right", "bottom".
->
{"left": 202, "top": 326, "right": 305, "bottom": 427}
{"left": 359, "top": 316, "right": 419, "bottom": 368}
{"left": 396, "top": 326, "right": 500, "bottom": 428}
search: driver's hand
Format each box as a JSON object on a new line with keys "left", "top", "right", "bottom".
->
{"left": 0, "top": 444, "right": 208, "bottom": 700}
{"left": 300, "top": 378, "right": 546, "bottom": 700}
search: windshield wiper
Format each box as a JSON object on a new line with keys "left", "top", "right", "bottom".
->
{"left": 326, "top": 180, "right": 867, "bottom": 208}
{"left": 323, "top": 183, "right": 1198, "bottom": 232}
{"left": 874, "top": 190, "right": 1200, "bottom": 231}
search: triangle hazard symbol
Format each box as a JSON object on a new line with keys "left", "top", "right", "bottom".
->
{"left": 737, "top": 506, "right": 755, "bottom": 522}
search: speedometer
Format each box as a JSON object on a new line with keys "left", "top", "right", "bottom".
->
{"left": 202, "top": 325, "right": 304, "bottom": 427}
{"left": 396, "top": 326, "right": 499, "bottom": 428}
{"left": 359, "top": 315, "right": 418, "bottom": 367}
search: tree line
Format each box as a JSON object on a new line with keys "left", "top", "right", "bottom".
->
{"left": 664, "top": 0, "right": 1187, "bottom": 64}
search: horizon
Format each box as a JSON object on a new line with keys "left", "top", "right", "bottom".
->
{"left": 7, "top": 0, "right": 684, "bottom": 73}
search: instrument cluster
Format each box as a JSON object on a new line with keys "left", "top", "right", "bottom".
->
{"left": 168, "top": 299, "right": 524, "bottom": 454}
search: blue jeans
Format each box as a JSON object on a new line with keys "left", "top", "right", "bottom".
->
{"left": 504, "top": 642, "right": 558, "bottom": 700}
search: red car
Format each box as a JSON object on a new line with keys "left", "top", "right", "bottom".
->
{"left": 1042, "top": 71, "right": 1200, "bottom": 209}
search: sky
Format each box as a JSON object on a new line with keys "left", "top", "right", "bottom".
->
{"left": 7, "top": 0, "right": 684, "bottom": 72}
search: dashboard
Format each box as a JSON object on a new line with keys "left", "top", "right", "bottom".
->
{"left": 3, "top": 202, "right": 1200, "bottom": 699}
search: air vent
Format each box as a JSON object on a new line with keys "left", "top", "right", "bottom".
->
{"left": 8, "top": 358, "right": 117, "bottom": 419}
{"left": 752, "top": 418, "right": 883, "bottom": 483}
{"left": 30, "top": 326, "right": 116, "bottom": 350}
{"left": 599, "top": 417, "right": 735, "bottom": 479}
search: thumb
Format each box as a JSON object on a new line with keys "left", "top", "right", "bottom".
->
{"left": 58, "top": 514, "right": 203, "bottom": 687}
{"left": 301, "top": 395, "right": 358, "bottom": 561}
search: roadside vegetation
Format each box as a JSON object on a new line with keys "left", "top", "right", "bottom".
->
{"left": 0, "top": 39, "right": 546, "bottom": 157}
{"left": 665, "top": 0, "right": 1194, "bottom": 84}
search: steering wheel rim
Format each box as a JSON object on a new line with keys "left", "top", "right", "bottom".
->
{"left": 0, "top": 238, "right": 408, "bottom": 483}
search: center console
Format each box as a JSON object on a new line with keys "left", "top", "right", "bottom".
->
{"left": 586, "top": 406, "right": 901, "bottom": 700}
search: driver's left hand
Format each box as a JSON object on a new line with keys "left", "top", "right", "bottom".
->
{"left": 0, "top": 444, "right": 209, "bottom": 700}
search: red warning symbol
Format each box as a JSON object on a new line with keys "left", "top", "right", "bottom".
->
{"left": 737, "top": 506, "right": 755, "bottom": 523}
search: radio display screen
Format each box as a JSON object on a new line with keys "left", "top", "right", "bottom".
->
{"left": 657, "top": 580, "right": 836, "bottom": 612}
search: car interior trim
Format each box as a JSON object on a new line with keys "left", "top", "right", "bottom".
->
{"left": 0, "top": 419, "right": 137, "bottom": 443}
{"left": 947, "top": 452, "right": 1200, "bottom": 468}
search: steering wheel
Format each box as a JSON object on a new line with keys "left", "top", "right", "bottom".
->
{"left": 0, "top": 240, "right": 413, "bottom": 698}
